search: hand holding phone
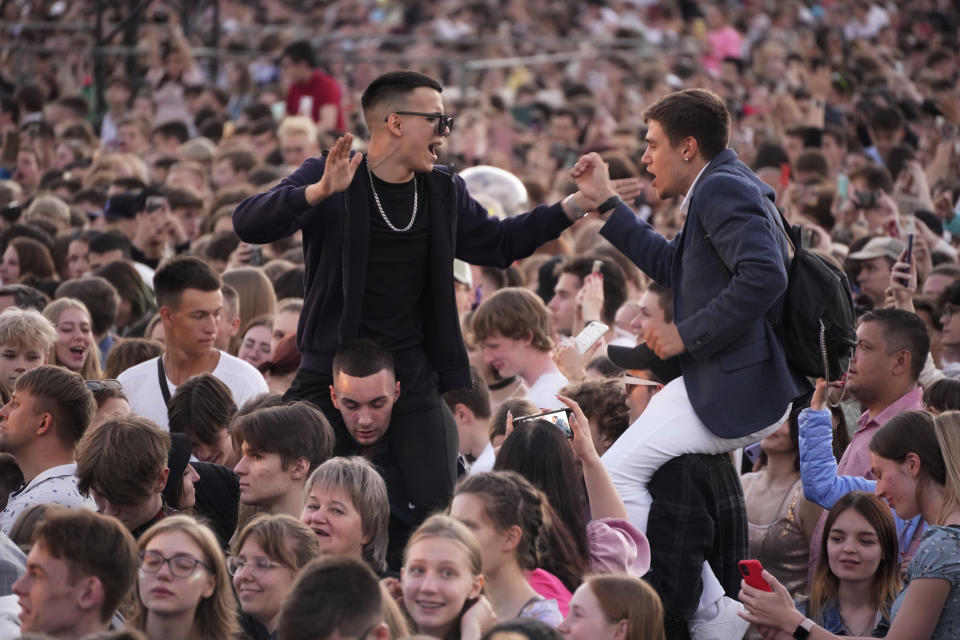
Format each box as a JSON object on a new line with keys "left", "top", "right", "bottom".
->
{"left": 739, "top": 559, "right": 773, "bottom": 592}
{"left": 513, "top": 408, "right": 574, "bottom": 438}
{"left": 575, "top": 321, "right": 609, "bottom": 353}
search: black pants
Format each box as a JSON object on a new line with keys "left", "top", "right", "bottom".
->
{"left": 284, "top": 365, "right": 459, "bottom": 524}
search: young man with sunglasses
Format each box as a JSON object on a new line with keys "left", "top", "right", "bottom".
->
{"left": 0, "top": 366, "right": 97, "bottom": 534}
{"left": 234, "top": 70, "right": 630, "bottom": 533}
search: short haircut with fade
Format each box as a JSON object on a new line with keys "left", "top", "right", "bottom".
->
{"left": 360, "top": 71, "right": 442, "bottom": 116}
{"left": 643, "top": 88, "right": 730, "bottom": 161}
{"left": 153, "top": 255, "right": 222, "bottom": 309}
{"left": 470, "top": 287, "right": 554, "bottom": 353}
{"left": 75, "top": 414, "right": 170, "bottom": 505}
{"left": 0, "top": 306, "right": 57, "bottom": 354}
{"left": 168, "top": 374, "right": 237, "bottom": 445}
{"left": 15, "top": 365, "right": 96, "bottom": 448}
{"left": 232, "top": 401, "right": 334, "bottom": 473}
{"left": 332, "top": 339, "right": 394, "bottom": 379}
{"left": 278, "top": 556, "right": 383, "bottom": 640}
{"left": 442, "top": 365, "right": 491, "bottom": 420}
{"left": 33, "top": 508, "right": 138, "bottom": 622}
{"left": 87, "top": 230, "right": 131, "bottom": 257}
{"left": 646, "top": 282, "right": 674, "bottom": 323}
{"left": 858, "top": 308, "right": 930, "bottom": 382}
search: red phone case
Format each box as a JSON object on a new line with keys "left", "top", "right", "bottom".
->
{"left": 739, "top": 559, "right": 772, "bottom": 592}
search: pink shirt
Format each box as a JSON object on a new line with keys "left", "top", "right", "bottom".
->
{"left": 703, "top": 26, "right": 742, "bottom": 74}
{"left": 840, "top": 386, "right": 924, "bottom": 478}
{"left": 526, "top": 568, "right": 572, "bottom": 616}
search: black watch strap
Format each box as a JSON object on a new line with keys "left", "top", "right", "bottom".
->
{"left": 597, "top": 194, "right": 622, "bottom": 214}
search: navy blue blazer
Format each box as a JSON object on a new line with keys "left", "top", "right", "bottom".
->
{"left": 600, "top": 148, "right": 804, "bottom": 438}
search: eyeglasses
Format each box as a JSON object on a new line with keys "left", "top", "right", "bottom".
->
{"left": 387, "top": 111, "right": 455, "bottom": 137}
{"left": 85, "top": 379, "right": 122, "bottom": 391}
{"left": 139, "top": 550, "right": 209, "bottom": 578}
{"left": 226, "top": 555, "right": 285, "bottom": 577}
{"left": 943, "top": 304, "right": 960, "bottom": 320}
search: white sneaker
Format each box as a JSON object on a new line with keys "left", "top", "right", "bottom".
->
{"left": 688, "top": 596, "right": 750, "bottom": 640}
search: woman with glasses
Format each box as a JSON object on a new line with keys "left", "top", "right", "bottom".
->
{"left": 131, "top": 515, "right": 240, "bottom": 640}
{"left": 230, "top": 513, "right": 320, "bottom": 640}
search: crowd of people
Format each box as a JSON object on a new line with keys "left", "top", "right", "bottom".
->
{"left": 0, "top": 0, "right": 957, "bottom": 639}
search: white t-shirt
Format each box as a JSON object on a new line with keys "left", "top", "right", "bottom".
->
{"left": 118, "top": 351, "right": 269, "bottom": 430}
{"left": 469, "top": 442, "right": 496, "bottom": 475}
{"left": 525, "top": 369, "right": 569, "bottom": 411}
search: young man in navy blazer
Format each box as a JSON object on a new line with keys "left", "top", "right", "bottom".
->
{"left": 572, "top": 88, "right": 805, "bottom": 639}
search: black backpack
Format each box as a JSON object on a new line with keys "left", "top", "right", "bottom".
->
{"left": 765, "top": 202, "right": 857, "bottom": 381}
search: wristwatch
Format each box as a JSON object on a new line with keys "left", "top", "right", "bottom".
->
{"left": 597, "top": 194, "right": 622, "bottom": 215}
{"left": 563, "top": 194, "right": 590, "bottom": 220}
{"left": 793, "top": 617, "right": 815, "bottom": 639}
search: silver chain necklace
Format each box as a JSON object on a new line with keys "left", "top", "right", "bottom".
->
{"left": 365, "top": 160, "right": 418, "bottom": 232}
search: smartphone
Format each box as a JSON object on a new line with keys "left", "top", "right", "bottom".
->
{"left": 575, "top": 321, "right": 609, "bottom": 353}
{"left": 513, "top": 408, "right": 574, "bottom": 438}
{"left": 743, "top": 442, "right": 762, "bottom": 465}
{"left": 836, "top": 173, "right": 848, "bottom": 200}
{"left": 854, "top": 190, "right": 877, "bottom": 209}
{"left": 739, "top": 559, "right": 772, "bottom": 592}
{"left": 897, "top": 233, "right": 914, "bottom": 287}
{"left": 592, "top": 259, "right": 604, "bottom": 275}
{"left": 248, "top": 245, "right": 263, "bottom": 267}
{"left": 779, "top": 163, "right": 790, "bottom": 188}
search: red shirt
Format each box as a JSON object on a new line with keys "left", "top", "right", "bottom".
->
{"left": 285, "top": 69, "right": 344, "bottom": 131}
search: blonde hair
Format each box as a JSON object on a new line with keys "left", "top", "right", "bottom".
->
{"left": 24, "top": 194, "right": 71, "bottom": 230}
{"left": 305, "top": 457, "right": 389, "bottom": 571}
{"left": 221, "top": 268, "right": 277, "bottom": 354}
{"left": 0, "top": 306, "right": 57, "bottom": 354}
{"left": 132, "top": 516, "right": 240, "bottom": 638}
{"left": 42, "top": 297, "right": 103, "bottom": 380}
{"left": 278, "top": 116, "right": 318, "bottom": 143}
{"left": 403, "top": 514, "right": 482, "bottom": 578}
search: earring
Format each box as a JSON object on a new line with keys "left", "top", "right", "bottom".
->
{"left": 683, "top": 157, "right": 690, "bottom": 162}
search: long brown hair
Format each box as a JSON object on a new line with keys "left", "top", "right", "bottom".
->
{"left": 808, "top": 492, "right": 901, "bottom": 622}
{"left": 131, "top": 516, "right": 241, "bottom": 638}
{"left": 869, "top": 410, "right": 945, "bottom": 520}
{"left": 588, "top": 574, "right": 666, "bottom": 640}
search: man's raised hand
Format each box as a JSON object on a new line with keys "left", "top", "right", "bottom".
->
{"left": 305, "top": 133, "right": 364, "bottom": 205}
{"left": 570, "top": 152, "right": 617, "bottom": 207}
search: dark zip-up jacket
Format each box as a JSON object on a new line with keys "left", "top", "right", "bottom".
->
{"left": 233, "top": 155, "right": 572, "bottom": 392}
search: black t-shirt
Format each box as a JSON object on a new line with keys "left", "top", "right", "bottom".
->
{"left": 360, "top": 170, "right": 430, "bottom": 354}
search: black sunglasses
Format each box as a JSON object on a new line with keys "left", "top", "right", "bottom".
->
{"left": 387, "top": 111, "right": 455, "bottom": 137}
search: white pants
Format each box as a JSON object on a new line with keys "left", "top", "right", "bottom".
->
{"left": 601, "top": 377, "right": 790, "bottom": 630}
